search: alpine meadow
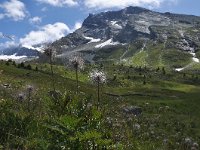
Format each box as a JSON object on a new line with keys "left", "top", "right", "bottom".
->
{"left": 0, "top": 1, "right": 200, "bottom": 149}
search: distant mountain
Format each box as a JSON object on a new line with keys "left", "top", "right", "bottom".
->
{"left": 51, "top": 6, "right": 200, "bottom": 70}
{"left": 0, "top": 45, "right": 42, "bottom": 62}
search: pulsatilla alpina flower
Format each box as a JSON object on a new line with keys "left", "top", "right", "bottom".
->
{"left": 27, "top": 85, "right": 34, "bottom": 92}
{"left": 89, "top": 69, "right": 106, "bottom": 108}
{"left": 66, "top": 54, "right": 85, "bottom": 93}
{"left": 17, "top": 93, "right": 25, "bottom": 101}
{"left": 69, "top": 55, "right": 84, "bottom": 70}
{"left": 89, "top": 70, "right": 106, "bottom": 84}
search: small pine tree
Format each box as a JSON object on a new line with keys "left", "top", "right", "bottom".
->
{"left": 156, "top": 67, "right": 160, "bottom": 72}
{"left": 113, "top": 75, "right": 117, "bottom": 81}
{"left": 35, "top": 66, "right": 38, "bottom": 71}
{"left": 17, "top": 64, "right": 21, "bottom": 68}
{"left": 12, "top": 61, "right": 16, "bottom": 66}
{"left": 5, "top": 61, "right": 9, "bottom": 66}
{"left": 183, "top": 73, "right": 186, "bottom": 78}
{"left": 8, "top": 59, "right": 12, "bottom": 63}
{"left": 26, "top": 64, "right": 32, "bottom": 70}
{"left": 20, "top": 62, "right": 25, "bottom": 68}
{"left": 162, "top": 67, "right": 166, "bottom": 75}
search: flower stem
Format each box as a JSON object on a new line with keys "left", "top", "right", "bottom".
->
{"left": 97, "top": 80, "right": 100, "bottom": 108}
{"left": 76, "top": 67, "right": 79, "bottom": 94}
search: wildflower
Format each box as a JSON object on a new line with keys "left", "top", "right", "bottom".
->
{"left": 26, "top": 85, "right": 34, "bottom": 112}
{"left": 44, "top": 44, "right": 57, "bottom": 91}
{"left": 133, "top": 123, "right": 141, "bottom": 130}
{"left": 69, "top": 55, "right": 85, "bottom": 70}
{"left": 18, "top": 93, "right": 25, "bottom": 101}
{"left": 89, "top": 69, "right": 106, "bottom": 84}
{"left": 68, "top": 55, "right": 85, "bottom": 93}
{"left": 193, "top": 142, "right": 199, "bottom": 148}
{"left": 44, "top": 44, "right": 57, "bottom": 59}
{"left": 184, "top": 137, "right": 193, "bottom": 147}
{"left": 89, "top": 69, "right": 106, "bottom": 108}
{"left": 27, "top": 85, "right": 33, "bottom": 92}
{"left": 163, "top": 139, "right": 168, "bottom": 144}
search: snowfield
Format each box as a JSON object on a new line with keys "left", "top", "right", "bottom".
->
{"left": 95, "top": 39, "right": 120, "bottom": 48}
{"left": 83, "top": 36, "right": 101, "bottom": 43}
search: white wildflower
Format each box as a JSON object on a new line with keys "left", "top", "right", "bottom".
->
{"left": 27, "top": 85, "right": 33, "bottom": 92}
{"left": 89, "top": 69, "right": 106, "bottom": 83}
{"left": 69, "top": 55, "right": 84, "bottom": 70}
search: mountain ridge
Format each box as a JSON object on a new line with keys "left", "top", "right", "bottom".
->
{"left": 50, "top": 6, "right": 200, "bottom": 69}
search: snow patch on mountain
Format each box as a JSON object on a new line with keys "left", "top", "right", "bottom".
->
{"left": 175, "top": 68, "right": 184, "bottom": 72}
{"left": 175, "top": 52, "right": 199, "bottom": 72}
{"left": 95, "top": 39, "right": 120, "bottom": 48}
{"left": 190, "top": 52, "right": 200, "bottom": 63}
{"left": 22, "top": 45, "right": 44, "bottom": 52}
{"left": 83, "top": 36, "right": 101, "bottom": 43}
{"left": 0, "top": 53, "right": 27, "bottom": 60}
{"left": 110, "top": 21, "right": 123, "bottom": 29}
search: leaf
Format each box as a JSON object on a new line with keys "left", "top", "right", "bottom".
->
{"left": 75, "top": 130, "right": 102, "bottom": 141}
{"left": 91, "top": 108, "right": 102, "bottom": 120}
{"left": 44, "top": 125, "right": 66, "bottom": 135}
{"left": 59, "top": 115, "right": 81, "bottom": 130}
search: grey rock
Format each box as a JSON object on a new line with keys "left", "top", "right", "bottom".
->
{"left": 123, "top": 106, "right": 142, "bottom": 116}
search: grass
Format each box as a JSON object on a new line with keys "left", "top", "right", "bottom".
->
{"left": 162, "top": 49, "right": 192, "bottom": 68}
{"left": 0, "top": 60, "right": 200, "bottom": 149}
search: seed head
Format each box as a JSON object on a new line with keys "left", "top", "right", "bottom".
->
{"left": 44, "top": 44, "right": 57, "bottom": 59}
{"left": 17, "top": 93, "right": 25, "bottom": 101}
{"left": 69, "top": 55, "right": 84, "bottom": 70}
{"left": 89, "top": 69, "right": 106, "bottom": 83}
{"left": 27, "top": 85, "right": 33, "bottom": 92}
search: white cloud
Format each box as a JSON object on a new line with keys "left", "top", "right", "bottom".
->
{"left": 0, "top": 0, "right": 28, "bottom": 21}
{"left": 0, "top": 14, "right": 5, "bottom": 19}
{"left": 29, "top": 16, "right": 42, "bottom": 25}
{"left": 71, "top": 22, "right": 82, "bottom": 32}
{"left": 35, "top": 0, "right": 78, "bottom": 7}
{"left": 41, "top": 7, "right": 48, "bottom": 11}
{"left": 0, "top": 21, "right": 82, "bottom": 49}
{"left": 83, "top": 0, "right": 166, "bottom": 10}
{"left": 0, "top": 41, "right": 17, "bottom": 49}
{"left": 20, "top": 22, "right": 71, "bottom": 46}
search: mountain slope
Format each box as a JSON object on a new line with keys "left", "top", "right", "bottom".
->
{"left": 51, "top": 7, "right": 200, "bottom": 71}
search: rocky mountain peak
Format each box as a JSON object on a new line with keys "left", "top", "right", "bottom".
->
{"left": 44, "top": 7, "right": 200, "bottom": 64}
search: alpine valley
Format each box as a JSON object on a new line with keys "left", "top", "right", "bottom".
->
{"left": 1, "top": 6, "right": 200, "bottom": 150}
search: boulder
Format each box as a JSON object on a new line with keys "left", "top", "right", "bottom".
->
{"left": 123, "top": 106, "right": 142, "bottom": 116}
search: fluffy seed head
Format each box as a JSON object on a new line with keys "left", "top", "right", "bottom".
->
{"left": 89, "top": 69, "right": 106, "bottom": 83}
{"left": 69, "top": 55, "right": 84, "bottom": 70}
{"left": 18, "top": 93, "right": 25, "bottom": 101}
{"left": 44, "top": 44, "right": 57, "bottom": 59}
{"left": 27, "top": 85, "right": 33, "bottom": 92}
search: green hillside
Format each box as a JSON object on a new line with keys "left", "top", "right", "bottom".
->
{"left": 0, "top": 60, "right": 200, "bottom": 149}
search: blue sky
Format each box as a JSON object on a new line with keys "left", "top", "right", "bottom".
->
{"left": 0, "top": 0, "right": 199, "bottom": 48}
